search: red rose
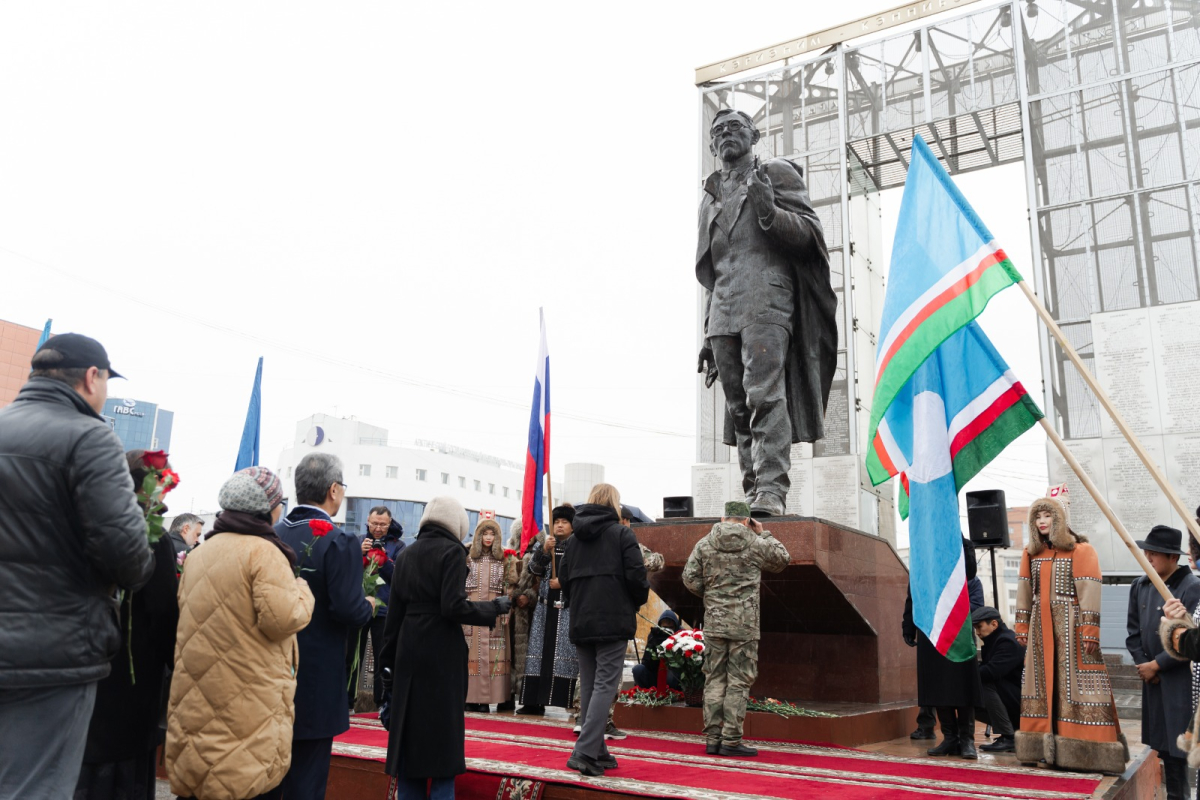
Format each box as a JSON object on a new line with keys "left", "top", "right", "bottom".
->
{"left": 365, "top": 549, "right": 386, "bottom": 569}
{"left": 664, "top": 641, "right": 674, "bottom": 651}
{"left": 142, "top": 450, "right": 168, "bottom": 470}
{"left": 160, "top": 469, "right": 181, "bottom": 494}
{"left": 308, "top": 520, "right": 334, "bottom": 537}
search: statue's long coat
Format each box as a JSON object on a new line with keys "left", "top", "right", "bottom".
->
{"left": 696, "top": 158, "right": 838, "bottom": 444}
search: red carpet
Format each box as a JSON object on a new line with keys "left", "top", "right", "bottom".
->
{"left": 334, "top": 713, "right": 1102, "bottom": 800}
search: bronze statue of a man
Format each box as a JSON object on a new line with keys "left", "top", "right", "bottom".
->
{"left": 695, "top": 109, "right": 838, "bottom": 518}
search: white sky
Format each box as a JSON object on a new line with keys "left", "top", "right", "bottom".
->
{"left": 0, "top": 1, "right": 1048, "bottom": 526}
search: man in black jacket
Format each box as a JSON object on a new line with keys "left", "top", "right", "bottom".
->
{"left": 346, "top": 507, "right": 404, "bottom": 709}
{"left": 276, "top": 453, "right": 375, "bottom": 800}
{"left": 0, "top": 334, "right": 154, "bottom": 800}
{"left": 632, "top": 609, "right": 682, "bottom": 690}
{"left": 972, "top": 606, "right": 1024, "bottom": 753}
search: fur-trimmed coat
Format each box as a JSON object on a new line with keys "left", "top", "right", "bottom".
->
{"left": 1014, "top": 498, "right": 1127, "bottom": 774}
{"left": 1159, "top": 610, "right": 1200, "bottom": 765}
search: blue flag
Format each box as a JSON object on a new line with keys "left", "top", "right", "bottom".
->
{"left": 234, "top": 357, "right": 263, "bottom": 471}
{"left": 36, "top": 319, "right": 51, "bottom": 348}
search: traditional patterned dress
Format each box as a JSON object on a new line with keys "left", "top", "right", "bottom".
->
{"left": 1013, "top": 497, "right": 1127, "bottom": 774}
{"left": 464, "top": 552, "right": 511, "bottom": 704}
{"left": 519, "top": 539, "right": 578, "bottom": 708}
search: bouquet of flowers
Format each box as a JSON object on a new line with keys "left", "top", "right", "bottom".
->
{"left": 136, "top": 450, "right": 180, "bottom": 545}
{"left": 349, "top": 547, "right": 388, "bottom": 691}
{"left": 746, "top": 697, "right": 839, "bottom": 718}
{"left": 650, "top": 628, "right": 706, "bottom": 693}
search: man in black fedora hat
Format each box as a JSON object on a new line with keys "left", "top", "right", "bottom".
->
{"left": 1126, "top": 524, "right": 1200, "bottom": 800}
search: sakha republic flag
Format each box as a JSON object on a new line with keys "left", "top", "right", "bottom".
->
{"left": 867, "top": 135, "right": 1043, "bottom": 661}
{"left": 520, "top": 309, "right": 550, "bottom": 554}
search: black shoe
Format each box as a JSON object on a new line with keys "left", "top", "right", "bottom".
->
{"left": 496, "top": 700, "right": 515, "bottom": 712}
{"left": 705, "top": 743, "right": 720, "bottom": 755}
{"left": 980, "top": 735, "right": 1015, "bottom": 753}
{"left": 718, "top": 743, "right": 758, "bottom": 757}
{"left": 567, "top": 754, "right": 605, "bottom": 777}
{"left": 516, "top": 705, "right": 545, "bottom": 716}
{"left": 595, "top": 754, "right": 618, "bottom": 770}
{"left": 909, "top": 728, "right": 936, "bottom": 740}
{"left": 604, "top": 722, "right": 628, "bottom": 740}
{"left": 959, "top": 738, "right": 978, "bottom": 759}
{"left": 927, "top": 738, "right": 960, "bottom": 756}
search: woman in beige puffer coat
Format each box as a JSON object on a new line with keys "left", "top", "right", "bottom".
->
{"left": 166, "top": 467, "right": 315, "bottom": 800}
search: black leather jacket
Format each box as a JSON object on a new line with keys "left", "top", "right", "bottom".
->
{"left": 0, "top": 378, "right": 154, "bottom": 687}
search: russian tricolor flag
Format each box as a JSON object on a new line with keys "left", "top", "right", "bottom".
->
{"left": 521, "top": 309, "right": 550, "bottom": 554}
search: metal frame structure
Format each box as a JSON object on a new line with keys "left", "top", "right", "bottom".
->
{"left": 697, "top": 0, "right": 1200, "bottom": 566}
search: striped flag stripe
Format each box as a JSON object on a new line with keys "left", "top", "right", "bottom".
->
{"left": 947, "top": 372, "right": 1022, "bottom": 444}
{"left": 930, "top": 548, "right": 967, "bottom": 649}
{"left": 876, "top": 240, "right": 997, "bottom": 373}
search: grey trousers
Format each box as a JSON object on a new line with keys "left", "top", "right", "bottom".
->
{"left": 0, "top": 681, "right": 97, "bottom": 800}
{"left": 710, "top": 325, "right": 792, "bottom": 504}
{"left": 977, "top": 682, "right": 1015, "bottom": 737}
{"left": 572, "top": 641, "right": 625, "bottom": 762}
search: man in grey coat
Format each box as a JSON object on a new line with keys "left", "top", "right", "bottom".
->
{"left": 0, "top": 334, "right": 154, "bottom": 800}
{"left": 695, "top": 109, "right": 838, "bottom": 518}
{"left": 1126, "top": 525, "right": 1200, "bottom": 800}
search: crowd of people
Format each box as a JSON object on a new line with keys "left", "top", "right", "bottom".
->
{"left": 5, "top": 332, "right": 1200, "bottom": 800}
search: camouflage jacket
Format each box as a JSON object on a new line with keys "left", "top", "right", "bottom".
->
{"left": 640, "top": 543, "right": 664, "bottom": 574}
{"left": 682, "top": 522, "right": 789, "bottom": 640}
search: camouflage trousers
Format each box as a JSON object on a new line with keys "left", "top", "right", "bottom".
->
{"left": 702, "top": 636, "right": 758, "bottom": 746}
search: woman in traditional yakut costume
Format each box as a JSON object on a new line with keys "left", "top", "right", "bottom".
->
{"left": 1014, "top": 489, "right": 1128, "bottom": 773}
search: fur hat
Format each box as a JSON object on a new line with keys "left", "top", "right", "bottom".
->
{"left": 469, "top": 519, "right": 504, "bottom": 559}
{"left": 419, "top": 496, "right": 470, "bottom": 541}
{"left": 506, "top": 515, "right": 523, "bottom": 551}
{"left": 218, "top": 467, "right": 284, "bottom": 516}
{"left": 1027, "top": 496, "right": 1085, "bottom": 556}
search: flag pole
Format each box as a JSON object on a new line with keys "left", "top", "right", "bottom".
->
{"left": 1016, "top": 280, "right": 1200, "bottom": 548}
{"left": 546, "top": 474, "right": 557, "bottom": 580}
{"left": 1038, "top": 417, "right": 1171, "bottom": 601}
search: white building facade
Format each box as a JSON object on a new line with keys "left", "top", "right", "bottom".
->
{"left": 276, "top": 414, "right": 541, "bottom": 543}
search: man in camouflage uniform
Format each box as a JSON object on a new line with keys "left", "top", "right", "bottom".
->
{"left": 683, "top": 500, "right": 789, "bottom": 757}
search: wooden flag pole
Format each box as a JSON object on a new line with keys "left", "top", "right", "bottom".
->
{"left": 1016, "top": 281, "right": 1200, "bottom": 549}
{"left": 1039, "top": 417, "right": 1171, "bottom": 601}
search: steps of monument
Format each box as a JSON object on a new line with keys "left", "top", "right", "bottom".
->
{"left": 1113, "top": 690, "right": 1143, "bottom": 720}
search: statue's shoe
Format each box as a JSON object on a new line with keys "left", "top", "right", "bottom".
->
{"left": 750, "top": 493, "right": 785, "bottom": 518}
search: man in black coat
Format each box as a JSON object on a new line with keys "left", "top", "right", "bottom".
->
{"left": 346, "top": 507, "right": 404, "bottom": 709}
{"left": 276, "top": 453, "right": 374, "bottom": 800}
{"left": 378, "top": 496, "right": 509, "bottom": 799}
{"left": 0, "top": 334, "right": 154, "bottom": 800}
{"left": 971, "top": 606, "right": 1024, "bottom": 753}
{"left": 902, "top": 535, "right": 983, "bottom": 759}
{"left": 1126, "top": 525, "right": 1200, "bottom": 800}
{"left": 632, "top": 609, "right": 682, "bottom": 690}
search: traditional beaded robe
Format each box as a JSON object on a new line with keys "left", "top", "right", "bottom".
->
{"left": 1014, "top": 498, "right": 1127, "bottom": 774}
{"left": 464, "top": 532, "right": 515, "bottom": 705}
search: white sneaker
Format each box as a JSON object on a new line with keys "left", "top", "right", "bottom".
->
{"left": 572, "top": 725, "right": 581, "bottom": 736}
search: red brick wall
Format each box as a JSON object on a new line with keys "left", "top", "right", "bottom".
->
{"left": 0, "top": 320, "right": 41, "bottom": 407}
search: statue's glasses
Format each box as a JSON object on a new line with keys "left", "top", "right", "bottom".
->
{"left": 710, "top": 120, "right": 749, "bottom": 136}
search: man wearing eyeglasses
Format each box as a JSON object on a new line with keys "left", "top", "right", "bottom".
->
{"left": 695, "top": 108, "right": 838, "bottom": 519}
{"left": 276, "top": 453, "right": 375, "bottom": 800}
{"left": 345, "top": 506, "right": 405, "bottom": 710}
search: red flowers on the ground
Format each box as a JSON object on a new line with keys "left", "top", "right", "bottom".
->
{"left": 142, "top": 450, "right": 169, "bottom": 469}
{"left": 308, "top": 520, "right": 334, "bottom": 537}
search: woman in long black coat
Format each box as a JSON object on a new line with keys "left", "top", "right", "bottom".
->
{"left": 901, "top": 535, "right": 983, "bottom": 759}
{"left": 379, "top": 496, "right": 508, "bottom": 800}
{"left": 75, "top": 450, "right": 180, "bottom": 800}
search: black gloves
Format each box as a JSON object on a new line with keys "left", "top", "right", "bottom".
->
{"left": 494, "top": 596, "right": 512, "bottom": 615}
{"left": 903, "top": 633, "right": 917, "bottom": 648}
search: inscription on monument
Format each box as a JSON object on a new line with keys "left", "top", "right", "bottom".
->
{"left": 1092, "top": 308, "right": 1160, "bottom": 439}
{"left": 1046, "top": 438, "right": 1112, "bottom": 566}
{"left": 813, "top": 455, "right": 860, "bottom": 529}
{"left": 814, "top": 379, "right": 851, "bottom": 457}
{"left": 1151, "top": 302, "right": 1200, "bottom": 435}
{"left": 1104, "top": 437, "right": 1172, "bottom": 565}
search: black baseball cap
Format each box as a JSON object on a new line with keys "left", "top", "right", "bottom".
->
{"left": 35, "top": 333, "right": 124, "bottom": 379}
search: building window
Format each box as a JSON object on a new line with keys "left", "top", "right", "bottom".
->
{"left": 474, "top": 480, "right": 481, "bottom": 492}
{"left": 415, "top": 468, "right": 427, "bottom": 481}
{"left": 441, "top": 472, "right": 449, "bottom": 484}
{"left": 386, "top": 466, "right": 399, "bottom": 479}
{"left": 359, "top": 464, "right": 371, "bottom": 477}
{"left": 488, "top": 483, "right": 495, "bottom": 495}
{"left": 458, "top": 476, "right": 466, "bottom": 488}
{"left": 503, "top": 487, "right": 509, "bottom": 498}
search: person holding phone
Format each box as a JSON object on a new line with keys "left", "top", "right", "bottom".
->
{"left": 682, "top": 500, "right": 789, "bottom": 758}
